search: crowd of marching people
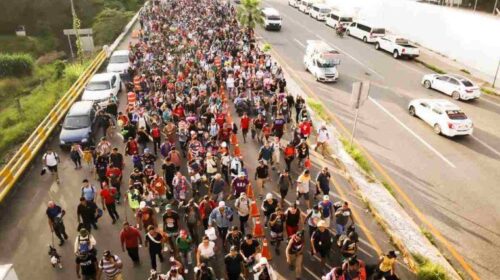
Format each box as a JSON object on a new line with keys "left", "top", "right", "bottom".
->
{"left": 44, "top": 0, "right": 401, "bottom": 279}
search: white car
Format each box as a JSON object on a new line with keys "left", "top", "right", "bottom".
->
{"left": 288, "top": 0, "right": 299, "bottom": 7}
{"left": 82, "top": 73, "right": 121, "bottom": 107}
{"left": 421, "top": 74, "right": 481, "bottom": 100}
{"left": 408, "top": 99, "right": 473, "bottom": 137}
{"left": 374, "top": 35, "right": 419, "bottom": 59}
{"left": 106, "top": 50, "right": 130, "bottom": 74}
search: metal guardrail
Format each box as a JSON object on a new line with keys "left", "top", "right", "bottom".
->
{"left": 0, "top": 4, "right": 143, "bottom": 203}
{"left": 0, "top": 50, "right": 107, "bottom": 202}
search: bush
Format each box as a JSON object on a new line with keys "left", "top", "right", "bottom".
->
{"left": 413, "top": 254, "right": 450, "bottom": 280}
{"left": 92, "top": 8, "right": 134, "bottom": 46}
{"left": 0, "top": 35, "right": 57, "bottom": 57}
{"left": 340, "top": 137, "right": 372, "bottom": 174}
{"left": 64, "top": 61, "right": 90, "bottom": 84}
{"left": 0, "top": 53, "right": 34, "bottom": 78}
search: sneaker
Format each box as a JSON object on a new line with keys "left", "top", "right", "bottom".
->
{"left": 184, "top": 269, "right": 188, "bottom": 274}
{"left": 112, "top": 219, "right": 116, "bottom": 224}
{"left": 58, "top": 240, "right": 64, "bottom": 246}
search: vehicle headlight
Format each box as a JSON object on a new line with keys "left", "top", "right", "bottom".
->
{"left": 81, "top": 138, "right": 88, "bottom": 143}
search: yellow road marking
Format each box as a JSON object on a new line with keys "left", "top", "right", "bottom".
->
{"left": 267, "top": 44, "right": 480, "bottom": 279}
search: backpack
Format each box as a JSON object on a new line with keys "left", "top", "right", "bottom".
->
{"left": 151, "top": 127, "right": 161, "bottom": 138}
{"left": 77, "top": 235, "right": 91, "bottom": 254}
{"left": 81, "top": 186, "right": 96, "bottom": 200}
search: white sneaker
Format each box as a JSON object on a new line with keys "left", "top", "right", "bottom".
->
{"left": 184, "top": 269, "right": 188, "bottom": 274}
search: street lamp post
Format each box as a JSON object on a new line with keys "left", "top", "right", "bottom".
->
{"left": 494, "top": 0, "right": 499, "bottom": 14}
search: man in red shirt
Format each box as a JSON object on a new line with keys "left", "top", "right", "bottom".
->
{"left": 100, "top": 182, "right": 120, "bottom": 224}
{"left": 299, "top": 118, "right": 312, "bottom": 139}
{"left": 120, "top": 222, "right": 143, "bottom": 263}
{"left": 149, "top": 174, "right": 168, "bottom": 205}
{"left": 240, "top": 112, "right": 251, "bottom": 143}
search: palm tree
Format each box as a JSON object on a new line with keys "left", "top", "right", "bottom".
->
{"left": 237, "top": 0, "right": 264, "bottom": 34}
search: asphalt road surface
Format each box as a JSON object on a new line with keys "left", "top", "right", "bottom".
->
{"left": 256, "top": 0, "right": 500, "bottom": 278}
{"left": 0, "top": 22, "right": 415, "bottom": 280}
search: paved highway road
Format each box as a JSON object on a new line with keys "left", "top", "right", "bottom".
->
{"left": 0, "top": 22, "right": 415, "bottom": 280}
{"left": 257, "top": 1, "right": 500, "bottom": 278}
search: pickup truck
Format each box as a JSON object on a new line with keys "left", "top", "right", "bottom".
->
{"left": 374, "top": 35, "right": 419, "bottom": 59}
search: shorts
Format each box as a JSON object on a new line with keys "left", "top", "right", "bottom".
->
{"left": 286, "top": 225, "right": 299, "bottom": 237}
{"left": 270, "top": 231, "right": 284, "bottom": 241}
{"left": 297, "top": 192, "right": 310, "bottom": 200}
{"left": 47, "top": 165, "right": 58, "bottom": 173}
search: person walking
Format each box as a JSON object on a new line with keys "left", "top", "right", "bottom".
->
{"left": 97, "top": 250, "right": 123, "bottom": 280}
{"left": 77, "top": 197, "right": 99, "bottom": 231}
{"left": 224, "top": 245, "right": 244, "bottom": 280}
{"left": 283, "top": 142, "right": 296, "bottom": 172}
{"left": 199, "top": 196, "right": 216, "bottom": 230}
{"left": 314, "top": 124, "right": 330, "bottom": 157}
{"left": 81, "top": 179, "right": 97, "bottom": 202}
{"left": 254, "top": 160, "right": 269, "bottom": 200}
{"left": 136, "top": 201, "right": 157, "bottom": 232}
{"left": 145, "top": 225, "right": 164, "bottom": 271}
{"left": 46, "top": 201, "right": 68, "bottom": 246}
{"left": 335, "top": 201, "right": 354, "bottom": 236}
{"left": 269, "top": 207, "right": 285, "bottom": 255}
{"left": 208, "top": 201, "right": 234, "bottom": 245}
{"left": 119, "top": 222, "right": 142, "bottom": 263}
{"left": 316, "top": 167, "right": 331, "bottom": 197}
{"left": 296, "top": 169, "right": 312, "bottom": 209}
{"left": 286, "top": 230, "right": 305, "bottom": 280}
{"left": 70, "top": 143, "right": 83, "bottom": 169}
{"left": 285, "top": 204, "right": 302, "bottom": 239}
{"left": 100, "top": 182, "right": 120, "bottom": 224}
{"left": 209, "top": 173, "right": 226, "bottom": 202}
{"left": 373, "top": 251, "right": 398, "bottom": 280}
{"left": 42, "top": 148, "right": 60, "bottom": 183}
{"left": 76, "top": 250, "right": 98, "bottom": 280}
{"left": 176, "top": 229, "right": 194, "bottom": 274}
{"left": 196, "top": 236, "right": 217, "bottom": 269}
{"left": 240, "top": 112, "right": 251, "bottom": 143}
{"left": 240, "top": 234, "right": 261, "bottom": 278}
{"left": 234, "top": 192, "right": 251, "bottom": 235}
{"left": 311, "top": 220, "right": 334, "bottom": 273}
{"left": 278, "top": 170, "right": 293, "bottom": 206}
{"left": 262, "top": 193, "right": 278, "bottom": 228}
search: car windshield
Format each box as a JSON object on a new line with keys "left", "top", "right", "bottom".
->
{"left": 86, "top": 81, "right": 110, "bottom": 91}
{"left": 340, "top": 17, "right": 353, "bottom": 22}
{"left": 446, "top": 110, "right": 468, "bottom": 120}
{"left": 461, "top": 80, "right": 474, "bottom": 87}
{"left": 317, "top": 60, "right": 336, "bottom": 68}
{"left": 110, "top": 55, "right": 129, "bottom": 64}
{"left": 320, "top": 8, "right": 330, "bottom": 13}
{"left": 63, "top": 115, "right": 90, "bottom": 129}
{"left": 372, "top": 28, "right": 385, "bottom": 34}
{"left": 268, "top": 15, "right": 281, "bottom": 20}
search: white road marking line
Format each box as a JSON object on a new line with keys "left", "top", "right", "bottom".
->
{"left": 470, "top": 135, "right": 500, "bottom": 158}
{"left": 369, "top": 97, "right": 457, "bottom": 168}
{"left": 304, "top": 266, "right": 322, "bottom": 280}
{"left": 314, "top": 34, "right": 385, "bottom": 81}
{"left": 293, "top": 38, "right": 305, "bottom": 48}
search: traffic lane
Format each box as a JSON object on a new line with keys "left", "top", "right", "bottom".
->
{"left": 267, "top": 0, "right": 500, "bottom": 145}
{"left": 259, "top": 27, "right": 500, "bottom": 278}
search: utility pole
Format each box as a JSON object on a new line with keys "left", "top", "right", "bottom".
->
{"left": 473, "top": 0, "right": 478, "bottom": 11}
{"left": 493, "top": 58, "right": 500, "bottom": 88}
{"left": 494, "top": 0, "right": 499, "bottom": 14}
{"left": 350, "top": 81, "right": 370, "bottom": 146}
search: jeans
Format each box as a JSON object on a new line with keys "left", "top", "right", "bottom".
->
{"left": 126, "top": 247, "right": 140, "bottom": 262}
{"left": 336, "top": 223, "right": 346, "bottom": 236}
{"left": 152, "top": 137, "right": 161, "bottom": 155}
{"left": 239, "top": 215, "right": 249, "bottom": 235}
{"left": 53, "top": 222, "right": 68, "bottom": 242}
{"left": 218, "top": 226, "right": 229, "bottom": 244}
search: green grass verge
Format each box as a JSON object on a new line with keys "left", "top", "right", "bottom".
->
{"left": 306, "top": 98, "right": 331, "bottom": 122}
{"left": 0, "top": 35, "right": 57, "bottom": 58}
{"left": 382, "top": 180, "right": 396, "bottom": 197}
{"left": 0, "top": 59, "right": 89, "bottom": 161}
{"left": 459, "top": 69, "right": 470, "bottom": 75}
{"left": 413, "top": 254, "right": 450, "bottom": 280}
{"left": 339, "top": 137, "right": 372, "bottom": 174}
{"left": 481, "top": 87, "right": 498, "bottom": 96}
{"left": 416, "top": 59, "right": 446, "bottom": 74}
{"left": 421, "top": 227, "right": 436, "bottom": 246}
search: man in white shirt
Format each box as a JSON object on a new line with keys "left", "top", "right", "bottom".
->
{"left": 234, "top": 192, "right": 251, "bottom": 235}
{"left": 42, "top": 148, "right": 60, "bottom": 183}
{"left": 315, "top": 124, "right": 330, "bottom": 157}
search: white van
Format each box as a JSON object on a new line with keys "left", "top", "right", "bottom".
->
{"left": 310, "top": 4, "right": 331, "bottom": 21}
{"left": 261, "top": 8, "right": 282, "bottom": 31}
{"left": 346, "top": 21, "right": 386, "bottom": 43}
{"left": 298, "top": 0, "right": 315, "bottom": 14}
{"left": 288, "top": 0, "right": 300, "bottom": 8}
{"left": 325, "top": 12, "right": 353, "bottom": 28}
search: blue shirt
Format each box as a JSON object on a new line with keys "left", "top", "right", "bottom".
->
{"left": 208, "top": 206, "right": 234, "bottom": 228}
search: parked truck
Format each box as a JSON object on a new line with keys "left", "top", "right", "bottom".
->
{"left": 374, "top": 35, "right": 420, "bottom": 59}
{"left": 304, "top": 40, "right": 341, "bottom": 82}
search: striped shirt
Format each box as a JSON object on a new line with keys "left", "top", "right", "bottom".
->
{"left": 98, "top": 255, "right": 122, "bottom": 279}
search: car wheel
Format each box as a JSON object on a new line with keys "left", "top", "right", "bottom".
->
{"left": 315, "top": 74, "right": 320, "bottom": 82}
{"left": 375, "top": 43, "right": 380, "bottom": 50}
{"left": 393, "top": 50, "right": 399, "bottom": 59}
{"left": 409, "top": 106, "right": 416, "bottom": 117}
{"left": 433, "top": 124, "right": 442, "bottom": 135}
{"left": 423, "top": 80, "right": 431, "bottom": 89}
{"left": 363, "top": 36, "right": 367, "bottom": 43}
{"left": 452, "top": 91, "right": 461, "bottom": 100}
{"left": 346, "top": 30, "right": 350, "bottom": 36}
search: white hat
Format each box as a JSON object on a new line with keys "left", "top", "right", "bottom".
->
{"left": 139, "top": 201, "right": 147, "bottom": 209}
{"left": 239, "top": 172, "right": 245, "bottom": 177}
{"left": 323, "top": 195, "right": 330, "bottom": 201}
{"left": 266, "top": 193, "right": 273, "bottom": 200}
{"left": 218, "top": 201, "right": 225, "bottom": 208}
{"left": 221, "top": 142, "right": 227, "bottom": 148}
